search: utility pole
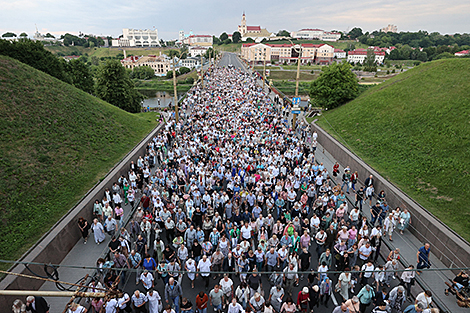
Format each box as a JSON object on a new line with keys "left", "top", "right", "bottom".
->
{"left": 200, "top": 54, "right": 204, "bottom": 89}
{"left": 288, "top": 40, "right": 302, "bottom": 129}
{"left": 172, "top": 54, "right": 179, "bottom": 124}
{"left": 263, "top": 49, "right": 266, "bottom": 90}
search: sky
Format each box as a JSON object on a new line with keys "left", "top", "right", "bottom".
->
{"left": 1, "top": 0, "right": 469, "bottom": 39}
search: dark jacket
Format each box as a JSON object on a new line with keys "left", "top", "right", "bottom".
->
{"left": 26, "top": 296, "right": 49, "bottom": 313}
{"left": 223, "top": 255, "right": 236, "bottom": 272}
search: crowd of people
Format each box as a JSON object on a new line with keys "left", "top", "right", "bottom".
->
{"left": 17, "top": 62, "right": 447, "bottom": 313}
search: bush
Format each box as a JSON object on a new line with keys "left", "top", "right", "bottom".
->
{"left": 179, "top": 67, "right": 190, "bottom": 75}
{"left": 387, "top": 70, "right": 390, "bottom": 74}
{"left": 185, "top": 77, "right": 194, "bottom": 84}
{"left": 392, "top": 69, "right": 396, "bottom": 73}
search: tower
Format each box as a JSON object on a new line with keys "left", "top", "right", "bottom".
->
{"left": 240, "top": 12, "right": 247, "bottom": 36}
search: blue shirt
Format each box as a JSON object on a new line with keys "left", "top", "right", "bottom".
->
{"left": 418, "top": 246, "right": 430, "bottom": 261}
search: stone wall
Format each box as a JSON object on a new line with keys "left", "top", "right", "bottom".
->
{"left": 0, "top": 123, "right": 165, "bottom": 308}
{"left": 311, "top": 122, "right": 470, "bottom": 269}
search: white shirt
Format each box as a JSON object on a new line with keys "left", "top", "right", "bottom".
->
{"left": 140, "top": 273, "right": 154, "bottom": 289}
{"left": 198, "top": 259, "right": 212, "bottom": 277}
{"left": 220, "top": 277, "right": 234, "bottom": 295}
{"left": 118, "top": 293, "right": 130, "bottom": 309}
{"left": 416, "top": 292, "right": 432, "bottom": 309}
{"left": 228, "top": 302, "right": 244, "bottom": 313}
{"left": 361, "top": 264, "right": 375, "bottom": 278}
{"left": 105, "top": 299, "right": 118, "bottom": 313}
{"left": 241, "top": 225, "right": 252, "bottom": 239}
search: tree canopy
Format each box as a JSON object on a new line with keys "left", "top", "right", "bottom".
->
{"left": 0, "top": 39, "right": 70, "bottom": 83}
{"left": 68, "top": 59, "right": 94, "bottom": 93}
{"left": 232, "top": 31, "right": 242, "bottom": 43}
{"left": 277, "top": 30, "right": 291, "bottom": 37}
{"left": 309, "top": 62, "right": 359, "bottom": 109}
{"left": 95, "top": 60, "right": 143, "bottom": 113}
{"left": 2, "top": 32, "right": 17, "bottom": 38}
{"left": 130, "top": 65, "right": 155, "bottom": 80}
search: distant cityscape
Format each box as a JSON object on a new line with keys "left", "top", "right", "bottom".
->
{"left": 3, "top": 13, "right": 468, "bottom": 78}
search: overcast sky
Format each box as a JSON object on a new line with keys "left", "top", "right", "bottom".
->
{"left": 1, "top": 0, "right": 469, "bottom": 39}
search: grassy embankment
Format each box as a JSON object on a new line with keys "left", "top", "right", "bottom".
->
{"left": 0, "top": 56, "right": 159, "bottom": 266}
{"left": 315, "top": 58, "right": 470, "bottom": 241}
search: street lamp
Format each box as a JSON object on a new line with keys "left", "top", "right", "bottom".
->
{"left": 171, "top": 51, "right": 182, "bottom": 124}
{"left": 288, "top": 39, "right": 302, "bottom": 128}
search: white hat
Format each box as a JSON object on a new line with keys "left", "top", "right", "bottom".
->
{"left": 302, "top": 287, "right": 309, "bottom": 293}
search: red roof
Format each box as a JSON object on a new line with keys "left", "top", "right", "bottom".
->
{"left": 334, "top": 49, "right": 345, "bottom": 52}
{"left": 247, "top": 26, "right": 261, "bottom": 31}
{"left": 348, "top": 50, "right": 385, "bottom": 56}
{"left": 456, "top": 50, "right": 469, "bottom": 55}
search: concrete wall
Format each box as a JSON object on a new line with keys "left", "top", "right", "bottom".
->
{"left": 311, "top": 123, "right": 470, "bottom": 269}
{"left": 0, "top": 123, "right": 165, "bottom": 308}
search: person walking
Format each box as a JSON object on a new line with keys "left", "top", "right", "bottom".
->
{"left": 417, "top": 243, "right": 431, "bottom": 274}
{"left": 165, "top": 277, "right": 183, "bottom": 313}
{"left": 25, "top": 296, "right": 49, "bottom": 313}
{"left": 356, "top": 284, "right": 375, "bottom": 313}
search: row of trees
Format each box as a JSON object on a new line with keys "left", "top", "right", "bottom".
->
{"left": 347, "top": 27, "right": 470, "bottom": 48}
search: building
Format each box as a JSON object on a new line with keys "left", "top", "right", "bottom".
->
{"left": 455, "top": 50, "right": 470, "bottom": 57}
{"left": 320, "top": 31, "right": 341, "bottom": 41}
{"left": 291, "top": 29, "right": 324, "bottom": 40}
{"left": 121, "top": 54, "right": 171, "bottom": 76}
{"left": 290, "top": 29, "right": 341, "bottom": 41}
{"left": 112, "top": 28, "right": 160, "bottom": 47}
{"left": 186, "top": 35, "right": 213, "bottom": 47}
{"left": 347, "top": 49, "right": 386, "bottom": 64}
{"left": 334, "top": 49, "right": 346, "bottom": 59}
{"left": 241, "top": 42, "right": 335, "bottom": 65}
{"left": 188, "top": 46, "right": 209, "bottom": 58}
{"left": 237, "top": 13, "right": 273, "bottom": 42}
{"left": 381, "top": 24, "right": 398, "bottom": 33}
{"left": 178, "top": 57, "right": 200, "bottom": 70}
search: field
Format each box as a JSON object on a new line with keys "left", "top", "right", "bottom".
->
{"left": 272, "top": 81, "right": 312, "bottom": 96}
{"left": 316, "top": 58, "right": 470, "bottom": 241}
{"left": 0, "top": 55, "right": 159, "bottom": 264}
{"left": 45, "top": 45, "right": 168, "bottom": 58}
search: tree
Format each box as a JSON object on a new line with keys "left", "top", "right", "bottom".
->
{"left": 178, "top": 67, "right": 190, "bottom": 75}
{"left": 232, "top": 31, "right": 242, "bottom": 43}
{"left": 363, "top": 49, "right": 377, "bottom": 72}
{"left": 223, "top": 38, "right": 232, "bottom": 45}
{"left": 213, "top": 36, "right": 221, "bottom": 45}
{"left": 277, "top": 30, "right": 290, "bottom": 37}
{"left": 0, "top": 39, "right": 70, "bottom": 83}
{"left": 309, "top": 62, "right": 359, "bottom": 109}
{"left": 2, "top": 32, "right": 17, "bottom": 38}
{"left": 95, "top": 60, "right": 143, "bottom": 113}
{"left": 45, "top": 33, "right": 55, "bottom": 38}
{"left": 68, "top": 59, "right": 94, "bottom": 93}
{"left": 19, "top": 32, "right": 28, "bottom": 38}
{"left": 130, "top": 66, "right": 155, "bottom": 80}
{"left": 166, "top": 70, "right": 179, "bottom": 79}
{"left": 245, "top": 38, "right": 255, "bottom": 43}
{"left": 219, "top": 32, "right": 229, "bottom": 42}
{"left": 348, "top": 28, "right": 363, "bottom": 39}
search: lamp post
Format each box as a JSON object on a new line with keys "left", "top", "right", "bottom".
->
{"left": 200, "top": 53, "right": 204, "bottom": 89}
{"left": 288, "top": 39, "right": 302, "bottom": 128}
{"left": 171, "top": 50, "right": 182, "bottom": 124}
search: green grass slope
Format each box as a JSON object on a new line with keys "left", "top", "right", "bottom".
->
{"left": 0, "top": 55, "right": 158, "bottom": 262}
{"left": 317, "top": 58, "right": 470, "bottom": 241}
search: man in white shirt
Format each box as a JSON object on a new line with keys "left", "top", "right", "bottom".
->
{"left": 105, "top": 298, "right": 119, "bottom": 313}
{"left": 358, "top": 242, "right": 373, "bottom": 265}
{"left": 140, "top": 270, "right": 154, "bottom": 290}
{"left": 198, "top": 254, "right": 212, "bottom": 291}
{"left": 117, "top": 292, "right": 131, "bottom": 312}
{"left": 220, "top": 274, "right": 234, "bottom": 306}
{"left": 240, "top": 222, "right": 252, "bottom": 241}
{"left": 415, "top": 290, "right": 433, "bottom": 310}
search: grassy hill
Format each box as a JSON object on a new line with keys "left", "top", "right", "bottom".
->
{"left": 45, "top": 46, "right": 168, "bottom": 58}
{"left": 316, "top": 58, "right": 470, "bottom": 241}
{"left": 0, "top": 55, "right": 159, "bottom": 262}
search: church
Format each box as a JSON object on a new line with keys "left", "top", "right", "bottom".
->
{"left": 237, "top": 13, "right": 273, "bottom": 42}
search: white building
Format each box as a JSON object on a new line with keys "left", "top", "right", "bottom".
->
{"left": 121, "top": 54, "right": 170, "bottom": 76}
{"left": 320, "top": 32, "right": 341, "bottom": 41}
{"left": 237, "top": 13, "right": 273, "bottom": 42}
{"left": 184, "top": 35, "right": 213, "bottom": 47}
{"left": 112, "top": 28, "right": 160, "bottom": 47}
{"left": 334, "top": 49, "right": 346, "bottom": 59}
{"left": 347, "top": 49, "right": 385, "bottom": 64}
{"left": 291, "top": 29, "right": 324, "bottom": 40}
{"left": 290, "top": 29, "right": 341, "bottom": 42}
{"left": 179, "top": 57, "right": 200, "bottom": 69}
{"left": 189, "top": 46, "right": 209, "bottom": 57}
